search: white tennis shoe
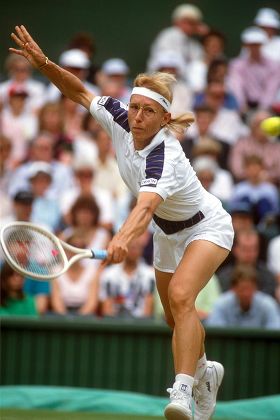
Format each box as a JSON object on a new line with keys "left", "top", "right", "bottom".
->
{"left": 193, "top": 361, "right": 224, "bottom": 420}
{"left": 164, "top": 381, "right": 193, "bottom": 420}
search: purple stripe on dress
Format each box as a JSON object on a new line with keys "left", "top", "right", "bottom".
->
{"left": 145, "top": 141, "right": 165, "bottom": 182}
{"left": 103, "top": 97, "right": 130, "bottom": 132}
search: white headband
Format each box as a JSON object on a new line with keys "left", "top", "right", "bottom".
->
{"left": 131, "top": 87, "right": 171, "bottom": 112}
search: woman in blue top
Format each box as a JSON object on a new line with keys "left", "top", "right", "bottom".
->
{"left": 10, "top": 25, "right": 234, "bottom": 420}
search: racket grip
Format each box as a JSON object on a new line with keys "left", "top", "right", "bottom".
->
{"left": 91, "top": 249, "right": 108, "bottom": 260}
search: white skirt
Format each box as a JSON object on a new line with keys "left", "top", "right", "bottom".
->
{"left": 153, "top": 193, "right": 234, "bottom": 273}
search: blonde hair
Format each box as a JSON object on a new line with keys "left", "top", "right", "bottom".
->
{"left": 133, "top": 72, "right": 194, "bottom": 135}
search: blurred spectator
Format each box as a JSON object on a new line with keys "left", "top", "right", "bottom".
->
{"left": 207, "top": 264, "right": 280, "bottom": 329}
{"left": 61, "top": 195, "right": 110, "bottom": 265}
{"left": 69, "top": 112, "right": 99, "bottom": 164}
{"left": 187, "top": 30, "right": 227, "bottom": 92}
{"left": 229, "top": 201, "right": 268, "bottom": 262}
{"left": 217, "top": 229, "right": 276, "bottom": 297}
{"left": 195, "top": 274, "right": 221, "bottom": 321}
{"left": 182, "top": 104, "right": 248, "bottom": 167}
{"left": 148, "top": 50, "right": 193, "bottom": 116}
{"left": 45, "top": 49, "right": 99, "bottom": 103}
{"left": 192, "top": 155, "right": 233, "bottom": 206}
{"left": 8, "top": 132, "right": 74, "bottom": 199}
{"left": 193, "top": 63, "right": 240, "bottom": 112}
{"left": 99, "top": 236, "right": 155, "bottom": 318}
{"left": 27, "top": 161, "right": 62, "bottom": 232}
{"left": 51, "top": 230, "right": 100, "bottom": 315}
{"left": 0, "top": 53, "right": 45, "bottom": 112}
{"left": 227, "top": 26, "right": 280, "bottom": 114}
{"left": 67, "top": 31, "right": 101, "bottom": 85}
{"left": 229, "top": 202, "right": 255, "bottom": 233}
{"left": 0, "top": 262, "right": 38, "bottom": 317}
{"left": 0, "top": 84, "right": 38, "bottom": 167}
{"left": 59, "top": 94, "right": 84, "bottom": 139}
{"left": 229, "top": 110, "right": 280, "bottom": 184}
{"left": 192, "top": 138, "right": 234, "bottom": 200}
{"left": 230, "top": 155, "right": 279, "bottom": 224}
{"left": 254, "top": 8, "right": 280, "bottom": 62}
{"left": 1, "top": 190, "right": 34, "bottom": 227}
{"left": 100, "top": 58, "right": 132, "bottom": 104}
{"left": 267, "top": 235, "right": 280, "bottom": 302}
{"left": 93, "top": 127, "right": 129, "bottom": 204}
{"left": 0, "top": 135, "right": 13, "bottom": 220}
{"left": 59, "top": 157, "right": 113, "bottom": 231}
{"left": 38, "top": 102, "right": 73, "bottom": 163}
{"left": 147, "top": 4, "right": 206, "bottom": 77}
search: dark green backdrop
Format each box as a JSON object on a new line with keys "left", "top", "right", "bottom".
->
{"left": 1, "top": 0, "right": 280, "bottom": 79}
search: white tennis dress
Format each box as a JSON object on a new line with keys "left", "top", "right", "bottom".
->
{"left": 90, "top": 96, "right": 234, "bottom": 272}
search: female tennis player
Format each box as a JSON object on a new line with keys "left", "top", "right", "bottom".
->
{"left": 10, "top": 25, "right": 234, "bottom": 420}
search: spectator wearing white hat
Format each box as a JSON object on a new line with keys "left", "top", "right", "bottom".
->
{"left": 99, "top": 58, "right": 132, "bottom": 104}
{"left": 46, "top": 49, "right": 99, "bottom": 103}
{"left": 227, "top": 26, "right": 280, "bottom": 114}
{"left": 148, "top": 50, "right": 193, "bottom": 117}
{"left": 147, "top": 4, "right": 208, "bottom": 80}
{"left": 254, "top": 8, "right": 280, "bottom": 62}
{"left": 0, "top": 83, "right": 38, "bottom": 167}
{"left": 0, "top": 53, "right": 46, "bottom": 113}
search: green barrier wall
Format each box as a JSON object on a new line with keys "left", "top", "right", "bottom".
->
{"left": 1, "top": 317, "right": 280, "bottom": 400}
{"left": 1, "top": 0, "right": 280, "bottom": 78}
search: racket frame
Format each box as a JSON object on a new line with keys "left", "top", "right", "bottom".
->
{"left": 0, "top": 221, "right": 100, "bottom": 280}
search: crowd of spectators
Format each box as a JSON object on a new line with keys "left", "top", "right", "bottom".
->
{"left": 0, "top": 4, "right": 280, "bottom": 329}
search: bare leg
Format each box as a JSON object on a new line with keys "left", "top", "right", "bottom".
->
{"left": 169, "top": 240, "right": 229, "bottom": 376}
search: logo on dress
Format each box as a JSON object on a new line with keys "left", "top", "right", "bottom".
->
{"left": 141, "top": 178, "right": 158, "bottom": 187}
{"left": 98, "top": 96, "right": 109, "bottom": 106}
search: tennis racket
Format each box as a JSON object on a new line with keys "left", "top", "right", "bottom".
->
{"left": 0, "top": 221, "right": 108, "bottom": 281}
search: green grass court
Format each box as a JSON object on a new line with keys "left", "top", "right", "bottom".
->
{"left": 1, "top": 409, "right": 164, "bottom": 420}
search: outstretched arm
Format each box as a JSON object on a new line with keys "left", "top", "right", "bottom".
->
{"left": 10, "top": 25, "right": 94, "bottom": 109}
{"left": 106, "top": 191, "right": 163, "bottom": 264}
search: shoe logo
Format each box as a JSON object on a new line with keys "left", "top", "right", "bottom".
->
{"left": 206, "top": 381, "right": 211, "bottom": 392}
{"left": 180, "top": 384, "right": 189, "bottom": 392}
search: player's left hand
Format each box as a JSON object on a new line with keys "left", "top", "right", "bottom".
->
{"left": 10, "top": 25, "right": 47, "bottom": 69}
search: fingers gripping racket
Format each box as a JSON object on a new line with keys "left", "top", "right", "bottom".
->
{"left": 0, "top": 222, "right": 108, "bottom": 281}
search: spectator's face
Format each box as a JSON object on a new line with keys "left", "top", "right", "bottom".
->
{"left": 31, "top": 138, "right": 54, "bottom": 162}
{"left": 197, "top": 170, "right": 215, "bottom": 191}
{"left": 176, "top": 17, "right": 200, "bottom": 36}
{"left": 30, "top": 173, "right": 52, "bottom": 197}
{"left": 244, "top": 162, "right": 263, "bottom": 182}
{"left": 10, "top": 61, "right": 31, "bottom": 82}
{"left": 234, "top": 234, "right": 259, "bottom": 264}
{"left": 196, "top": 111, "right": 215, "bottom": 134}
{"left": 40, "top": 107, "right": 62, "bottom": 133}
{"left": 9, "top": 95, "right": 27, "bottom": 114}
{"left": 204, "top": 35, "right": 224, "bottom": 59}
{"left": 232, "top": 213, "right": 254, "bottom": 232}
{"left": 74, "top": 208, "right": 96, "bottom": 228}
{"left": 233, "top": 279, "right": 256, "bottom": 311}
{"left": 13, "top": 202, "right": 32, "bottom": 221}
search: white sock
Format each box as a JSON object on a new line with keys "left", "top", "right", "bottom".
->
{"left": 175, "top": 373, "right": 194, "bottom": 390}
{"left": 194, "top": 353, "right": 207, "bottom": 380}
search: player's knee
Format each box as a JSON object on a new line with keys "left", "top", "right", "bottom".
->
{"left": 168, "top": 283, "right": 195, "bottom": 315}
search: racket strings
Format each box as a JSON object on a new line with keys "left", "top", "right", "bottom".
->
{"left": 3, "top": 226, "right": 65, "bottom": 276}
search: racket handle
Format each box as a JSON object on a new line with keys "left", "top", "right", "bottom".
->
{"left": 91, "top": 249, "right": 108, "bottom": 260}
